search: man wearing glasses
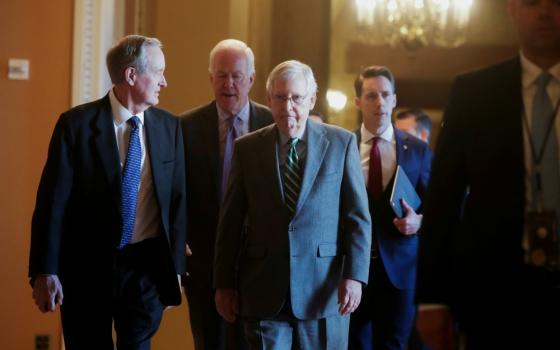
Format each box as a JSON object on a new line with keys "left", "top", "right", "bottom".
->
{"left": 213, "top": 60, "right": 371, "bottom": 349}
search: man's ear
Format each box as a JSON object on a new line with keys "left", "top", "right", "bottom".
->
{"left": 125, "top": 67, "right": 136, "bottom": 86}
{"left": 309, "top": 94, "right": 317, "bottom": 110}
{"left": 354, "top": 96, "right": 361, "bottom": 110}
{"left": 248, "top": 72, "right": 256, "bottom": 88}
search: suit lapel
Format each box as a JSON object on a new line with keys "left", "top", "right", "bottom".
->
{"left": 144, "top": 109, "right": 164, "bottom": 209}
{"left": 93, "top": 95, "right": 121, "bottom": 207}
{"left": 500, "top": 57, "right": 526, "bottom": 200}
{"left": 395, "top": 128, "right": 410, "bottom": 169}
{"left": 258, "top": 125, "right": 286, "bottom": 211}
{"left": 296, "top": 122, "right": 329, "bottom": 213}
{"left": 502, "top": 57, "right": 524, "bottom": 157}
{"left": 249, "top": 101, "right": 265, "bottom": 131}
{"left": 205, "top": 102, "right": 221, "bottom": 202}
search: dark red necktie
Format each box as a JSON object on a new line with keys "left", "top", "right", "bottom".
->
{"left": 368, "top": 137, "right": 382, "bottom": 200}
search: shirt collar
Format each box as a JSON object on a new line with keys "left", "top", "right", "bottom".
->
{"left": 217, "top": 100, "right": 250, "bottom": 123}
{"left": 109, "top": 88, "right": 145, "bottom": 126}
{"left": 360, "top": 123, "right": 394, "bottom": 144}
{"left": 520, "top": 51, "right": 560, "bottom": 89}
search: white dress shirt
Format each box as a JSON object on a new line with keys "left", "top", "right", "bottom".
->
{"left": 520, "top": 53, "right": 560, "bottom": 210}
{"left": 109, "top": 89, "right": 161, "bottom": 243}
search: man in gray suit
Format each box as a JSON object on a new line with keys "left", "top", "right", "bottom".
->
{"left": 181, "top": 39, "right": 273, "bottom": 350}
{"left": 214, "top": 60, "right": 372, "bottom": 349}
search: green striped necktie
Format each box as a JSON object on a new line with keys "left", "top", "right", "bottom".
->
{"left": 283, "top": 138, "right": 302, "bottom": 216}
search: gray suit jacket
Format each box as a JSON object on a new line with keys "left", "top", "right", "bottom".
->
{"left": 214, "top": 120, "right": 372, "bottom": 320}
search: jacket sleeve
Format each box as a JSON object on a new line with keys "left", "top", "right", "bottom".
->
{"left": 170, "top": 117, "right": 187, "bottom": 274}
{"left": 340, "top": 133, "right": 372, "bottom": 284}
{"left": 213, "top": 141, "right": 247, "bottom": 288}
{"left": 29, "top": 114, "right": 75, "bottom": 277}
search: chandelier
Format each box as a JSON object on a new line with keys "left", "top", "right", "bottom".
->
{"left": 354, "top": 0, "right": 473, "bottom": 50}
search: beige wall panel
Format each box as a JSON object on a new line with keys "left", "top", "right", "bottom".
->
{"left": 0, "top": 0, "right": 73, "bottom": 348}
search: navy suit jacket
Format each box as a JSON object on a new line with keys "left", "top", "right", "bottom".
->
{"left": 357, "top": 128, "right": 432, "bottom": 290}
{"left": 416, "top": 57, "right": 531, "bottom": 309}
{"left": 214, "top": 121, "right": 372, "bottom": 320}
{"left": 29, "top": 95, "right": 187, "bottom": 305}
{"left": 180, "top": 101, "right": 273, "bottom": 285}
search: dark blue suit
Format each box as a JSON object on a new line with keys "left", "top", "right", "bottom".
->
{"left": 29, "top": 95, "right": 187, "bottom": 349}
{"left": 350, "top": 128, "right": 431, "bottom": 350}
{"left": 417, "top": 56, "right": 560, "bottom": 349}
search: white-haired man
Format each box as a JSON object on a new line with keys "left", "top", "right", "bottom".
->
{"left": 214, "top": 60, "right": 371, "bottom": 349}
{"left": 29, "top": 35, "right": 186, "bottom": 350}
{"left": 180, "top": 39, "right": 272, "bottom": 350}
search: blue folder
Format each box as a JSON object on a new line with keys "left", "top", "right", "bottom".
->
{"left": 389, "top": 165, "right": 421, "bottom": 218}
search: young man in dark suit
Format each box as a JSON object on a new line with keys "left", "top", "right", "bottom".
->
{"left": 349, "top": 66, "right": 432, "bottom": 350}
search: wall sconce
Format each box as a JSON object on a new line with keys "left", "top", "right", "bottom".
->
{"left": 326, "top": 89, "right": 348, "bottom": 113}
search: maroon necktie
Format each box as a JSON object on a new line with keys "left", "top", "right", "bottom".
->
{"left": 368, "top": 137, "right": 383, "bottom": 200}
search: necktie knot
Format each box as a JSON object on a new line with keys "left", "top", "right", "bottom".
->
{"left": 288, "top": 138, "right": 300, "bottom": 164}
{"left": 128, "top": 115, "right": 140, "bottom": 128}
{"left": 372, "top": 136, "right": 381, "bottom": 147}
{"left": 289, "top": 137, "right": 299, "bottom": 149}
{"left": 228, "top": 115, "right": 239, "bottom": 130}
{"left": 537, "top": 72, "right": 553, "bottom": 90}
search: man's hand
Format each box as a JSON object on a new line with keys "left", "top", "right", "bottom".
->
{"left": 416, "top": 307, "right": 456, "bottom": 350}
{"left": 338, "top": 279, "right": 362, "bottom": 315}
{"left": 215, "top": 288, "right": 238, "bottom": 323}
{"left": 32, "top": 275, "right": 63, "bottom": 313}
{"left": 393, "top": 199, "right": 423, "bottom": 235}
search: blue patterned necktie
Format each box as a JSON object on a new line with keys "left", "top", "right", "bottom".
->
{"left": 531, "top": 72, "right": 559, "bottom": 214}
{"left": 119, "top": 116, "right": 142, "bottom": 248}
{"left": 283, "top": 138, "right": 302, "bottom": 216}
{"left": 221, "top": 115, "right": 239, "bottom": 200}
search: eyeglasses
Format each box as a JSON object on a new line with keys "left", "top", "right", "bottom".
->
{"left": 271, "top": 94, "right": 308, "bottom": 106}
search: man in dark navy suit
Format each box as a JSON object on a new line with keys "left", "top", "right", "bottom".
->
{"left": 29, "top": 35, "right": 186, "bottom": 350}
{"left": 349, "top": 66, "right": 432, "bottom": 350}
{"left": 417, "top": 1, "right": 560, "bottom": 349}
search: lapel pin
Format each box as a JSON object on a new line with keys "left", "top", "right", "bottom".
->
{"left": 403, "top": 145, "right": 408, "bottom": 151}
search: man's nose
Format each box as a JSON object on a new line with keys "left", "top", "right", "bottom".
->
{"left": 224, "top": 75, "right": 235, "bottom": 87}
{"left": 280, "top": 98, "right": 295, "bottom": 111}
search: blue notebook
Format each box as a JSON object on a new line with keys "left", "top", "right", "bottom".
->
{"left": 389, "top": 165, "right": 421, "bottom": 218}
